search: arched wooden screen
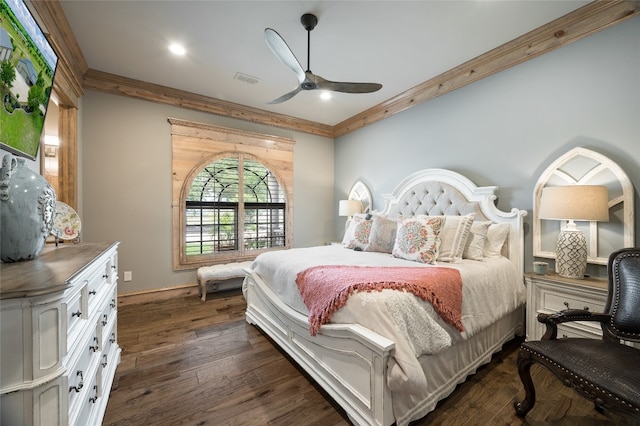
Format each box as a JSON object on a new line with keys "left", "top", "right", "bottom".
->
{"left": 533, "top": 147, "right": 634, "bottom": 265}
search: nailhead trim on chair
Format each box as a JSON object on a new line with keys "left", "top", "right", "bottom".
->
{"left": 522, "top": 346, "right": 639, "bottom": 412}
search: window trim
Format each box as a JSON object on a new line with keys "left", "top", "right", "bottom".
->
{"left": 170, "top": 118, "right": 294, "bottom": 271}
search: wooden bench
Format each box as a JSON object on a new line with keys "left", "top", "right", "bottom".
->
{"left": 197, "top": 261, "right": 253, "bottom": 301}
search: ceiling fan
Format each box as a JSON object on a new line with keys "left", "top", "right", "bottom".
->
{"left": 265, "top": 13, "right": 383, "bottom": 104}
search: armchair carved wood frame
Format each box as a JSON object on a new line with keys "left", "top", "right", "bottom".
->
{"left": 514, "top": 247, "right": 640, "bottom": 420}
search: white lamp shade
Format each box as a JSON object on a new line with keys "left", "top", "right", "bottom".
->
{"left": 539, "top": 185, "right": 609, "bottom": 222}
{"left": 339, "top": 199, "right": 362, "bottom": 216}
{"left": 539, "top": 185, "right": 608, "bottom": 279}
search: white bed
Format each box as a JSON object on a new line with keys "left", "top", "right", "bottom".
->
{"left": 243, "top": 168, "right": 527, "bottom": 426}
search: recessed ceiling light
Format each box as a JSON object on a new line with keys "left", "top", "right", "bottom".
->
{"left": 169, "top": 43, "right": 186, "bottom": 56}
{"left": 320, "top": 92, "right": 331, "bottom": 101}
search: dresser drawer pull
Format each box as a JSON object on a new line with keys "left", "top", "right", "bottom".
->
{"left": 102, "top": 354, "right": 108, "bottom": 368}
{"left": 110, "top": 333, "right": 116, "bottom": 344}
{"left": 111, "top": 299, "right": 116, "bottom": 308}
{"left": 89, "top": 385, "right": 98, "bottom": 404}
{"left": 102, "top": 314, "right": 108, "bottom": 326}
{"left": 69, "top": 371, "right": 84, "bottom": 393}
{"left": 103, "top": 273, "right": 109, "bottom": 279}
{"left": 89, "top": 290, "right": 96, "bottom": 296}
{"left": 71, "top": 310, "right": 82, "bottom": 318}
{"left": 89, "top": 337, "right": 99, "bottom": 353}
{"left": 111, "top": 265, "right": 117, "bottom": 270}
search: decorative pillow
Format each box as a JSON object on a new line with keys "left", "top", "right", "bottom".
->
{"left": 365, "top": 214, "right": 397, "bottom": 253}
{"left": 341, "top": 214, "right": 371, "bottom": 250}
{"left": 392, "top": 215, "right": 446, "bottom": 264}
{"left": 463, "top": 221, "right": 492, "bottom": 260}
{"left": 437, "top": 213, "right": 475, "bottom": 262}
{"left": 484, "top": 223, "right": 510, "bottom": 258}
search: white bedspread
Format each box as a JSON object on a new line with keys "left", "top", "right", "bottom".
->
{"left": 248, "top": 245, "right": 525, "bottom": 398}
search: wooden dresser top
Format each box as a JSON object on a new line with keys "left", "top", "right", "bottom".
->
{"left": 0, "top": 242, "right": 118, "bottom": 299}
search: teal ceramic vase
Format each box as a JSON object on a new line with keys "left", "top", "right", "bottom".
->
{"left": 0, "top": 153, "right": 56, "bottom": 262}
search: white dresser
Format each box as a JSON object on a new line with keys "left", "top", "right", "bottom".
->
{"left": 525, "top": 271, "right": 608, "bottom": 341}
{"left": 1, "top": 242, "right": 120, "bottom": 425}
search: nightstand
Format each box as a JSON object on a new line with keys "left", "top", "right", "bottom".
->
{"left": 525, "top": 272, "right": 608, "bottom": 341}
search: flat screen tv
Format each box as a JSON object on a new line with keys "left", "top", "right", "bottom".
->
{"left": 0, "top": 0, "right": 58, "bottom": 160}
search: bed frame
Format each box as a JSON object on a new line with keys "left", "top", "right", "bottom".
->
{"left": 244, "top": 168, "right": 527, "bottom": 425}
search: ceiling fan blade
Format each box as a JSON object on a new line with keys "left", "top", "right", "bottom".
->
{"left": 313, "top": 74, "right": 382, "bottom": 94}
{"left": 264, "top": 28, "right": 306, "bottom": 84}
{"left": 267, "top": 86, "right": 303, "bottom": 104}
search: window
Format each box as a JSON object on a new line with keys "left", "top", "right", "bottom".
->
{"left": 170, "top": 118, "right": 294, "bottom": 270}
{"left": 185, "top": 156, "right": 286, "bottom": 256}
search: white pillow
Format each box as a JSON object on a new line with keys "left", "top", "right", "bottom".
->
{"left": 463, "top": 221, "right": 492, "bottom": 260}
{"left": 392, "top": 215, "right": 446, "bottom": 264}
{"left": 341, "top": 214, "right": 371, "bottom": 249}
{"left": 437, "top": 213, "right": 475, "bottom": 263}
{"left": 365, "top": 214, "right": 397, "bottom": 253}
{"left": 484, "top": 223, "right": 510, "bottom": 258}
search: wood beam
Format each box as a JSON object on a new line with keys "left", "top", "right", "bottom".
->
{"left": 333, "top": 1, "right": 640, "bottom": 137}
{"left": 82, "top": 69, "right": 334, "bottom": 138}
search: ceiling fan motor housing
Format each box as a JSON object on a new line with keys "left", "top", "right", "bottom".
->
{"left": 301, "top": 13, "right": 318, "bottom": 31}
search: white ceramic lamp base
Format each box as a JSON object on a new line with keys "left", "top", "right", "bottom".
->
{"left": 556, "top": 228, "right": 587, "bottom": 279}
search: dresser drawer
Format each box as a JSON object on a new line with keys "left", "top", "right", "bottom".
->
{"left": 71, "top": 374, "right": 99, "bottom": 426}
{"left": 64, "top": 286, "right": 88, "bottom": 353}
{"left": 101, "top": 319, "right": 117, "bottom": 374}
{"left": 100, "top": 288, "right": 118, "bottom": 333}
{"left": 67, "top": 322, "right": 100, "bottom": 413}
{"left": 86, "top": 266, "right": 107, "bottom": 310}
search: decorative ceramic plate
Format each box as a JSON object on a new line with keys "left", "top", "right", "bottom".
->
{"left": 51, "top": 202, "right": 81, "bottom": 240}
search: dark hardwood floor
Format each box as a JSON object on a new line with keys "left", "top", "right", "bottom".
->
{"left": 103, "top": 289, "right": 634, "bottom": 425}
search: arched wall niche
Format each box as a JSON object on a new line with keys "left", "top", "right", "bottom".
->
{"left": 348, "top": 180, "right": 372, "bottom": 214}
{"left": 533, "top": 147, "right": 634, "bottom": 265}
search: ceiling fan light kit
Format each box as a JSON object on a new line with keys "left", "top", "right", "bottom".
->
{"left": 265, "top": 13, "right": 382, "bottom": 104}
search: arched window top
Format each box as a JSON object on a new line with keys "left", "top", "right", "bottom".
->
{"left": 188, "top": 156, "right": 286, "bottom": 204}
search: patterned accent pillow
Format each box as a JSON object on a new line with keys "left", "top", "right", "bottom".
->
{"left": 341, "top": 214, "right": 372, "bottom": 250}
{"left": 392, "top": 215, "right": 446, "bottom": 264}
{"left": 365, "top": 214, "right": 397, "bottom": 253}
{"left": 437, "top": 213, "right": 475, "bottom": 262}
{"left": 463, "top": 221, "right": 492, "bottom": 260}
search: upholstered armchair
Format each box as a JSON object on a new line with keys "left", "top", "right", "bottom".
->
{"left": 514, "top": 247, "right": 640, "bottom": 420}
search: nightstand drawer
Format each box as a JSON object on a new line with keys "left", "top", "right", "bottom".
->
{"left": 556, "top": 323, "right": 602, "bottom": 339}
{"left": 525, "top": 272, "right": 608, "bottom": 342}
{"left": 540, "top": 290, "right": 606, "bottom": 313}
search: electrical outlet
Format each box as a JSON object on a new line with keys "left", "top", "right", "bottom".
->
{"left": 124, "top": 271, "right": 132, "bottom": 282}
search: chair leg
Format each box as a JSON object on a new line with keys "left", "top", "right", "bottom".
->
{"left": 514, "top": 349, "right": 537, "bottom": 417}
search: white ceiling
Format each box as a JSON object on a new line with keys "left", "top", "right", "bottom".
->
{"left": 57, "top": 1, "right": 589, "bottom": 126}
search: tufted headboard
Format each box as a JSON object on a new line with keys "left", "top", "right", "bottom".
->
{"left": 378, "top": 169, "right": 527, "bottom": 276}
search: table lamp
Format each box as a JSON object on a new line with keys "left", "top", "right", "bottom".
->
{"left": 538, "top": 185, "right": 609, "bottom": 279}
{"left": 338, "top": 199, "right": 363, "bottom": 219}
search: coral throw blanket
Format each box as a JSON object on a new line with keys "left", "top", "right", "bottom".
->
{"left": 295, "top": 265, "right": 464, "bottom": 336}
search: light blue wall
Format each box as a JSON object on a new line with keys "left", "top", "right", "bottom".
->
{"left": 335, "top": 17, "right": 640, "bottom": 273}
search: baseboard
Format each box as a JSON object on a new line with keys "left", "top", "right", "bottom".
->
{"left": 118, "top": 283, "right": 199, "bottom": 306}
